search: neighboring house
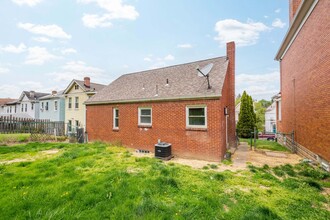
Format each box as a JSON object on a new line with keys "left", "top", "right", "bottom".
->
{"left": 0, "top": 98, "right": 16, "bottom": 115}
{"left": 39, "top": 91, "right": 65, "bottom": 121}
{"left": 275, "top": 0, "right": 330, "bottom": 165}
{"left": 85, "top": 42, "right": 236, "bottom": 161}
{"left": 0, "top": 91, "right": 48, "bottom": 119}
{"left": 235, "top": 102, "right": 240, "bottom": 125}
{"left": 265, "top": 102, "right": 276, "bottom": 133}
{"left": 18, "top": 91, "right": 49, "bottom": 119}
{"left": 63, "top": 77, "right": 106, "bottom": 133}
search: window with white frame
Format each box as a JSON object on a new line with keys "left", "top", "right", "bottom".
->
{"left": 113, "top": 108, "right": 119, "bottom": 129}
{"left": 138, "top": 107, "right": 152, "bottom": 126}
{"left": 186, "top": 106, "right": 207, "bottom": 128}
{"left": 68, "top": 97, "right": 72, "bottom": 109}
{"left": 74, "top": 84, "right": 79, "bottom": 90}
{"left": 68, "top": 120, "right": 72, "bottom": 132}
{"left": 45, "top": 102, "right": 49, "bottom": 111}
{"left": 54, "top": 101, "right": 58, "bottom": 111}
{"left": 75, "top": 97, "right": 79, "bottom": 109}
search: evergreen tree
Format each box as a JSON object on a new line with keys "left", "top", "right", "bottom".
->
{"left": 237, "top": 91, "right": 256, "bottom": 138}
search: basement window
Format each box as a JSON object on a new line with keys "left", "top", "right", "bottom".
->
{"left": 138, "top": 107, "right": 152, "bottom": 127}
{"left": 186, "top": 106, "right": 207, "bottom": 129}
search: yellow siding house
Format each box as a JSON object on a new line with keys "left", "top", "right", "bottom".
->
{"left": 63, "top": 77, "right": 106, "bottom": 133}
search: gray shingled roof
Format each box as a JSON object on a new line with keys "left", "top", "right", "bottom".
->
{"left": 23, "top": 91, "right": 50, "bottom": 100}
{"left": 39, "top": 90, "right": 64, "bottom": 100}
{"left": 75, "top": 80, "right": 106, "bottom": 92}
{"left": 86, "top": 56, "right": 228, "bottom": 104}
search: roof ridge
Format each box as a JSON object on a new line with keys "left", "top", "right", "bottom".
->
{"left": 74, "top": 79, "right": 106, "bottom": 86}
{"left": 121, "top": 56, "right": 227, "bottom": 77}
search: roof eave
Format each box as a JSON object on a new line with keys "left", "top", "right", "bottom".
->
{"left": 275, "top": 0, "right": 319, "bottom": 61}
{"left": 85, "top": 95, "right": 221, "bottom": 105}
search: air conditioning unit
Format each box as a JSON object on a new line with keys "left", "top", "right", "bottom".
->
{"left": 321, "top": 162, "right": 330, "bottom": 172}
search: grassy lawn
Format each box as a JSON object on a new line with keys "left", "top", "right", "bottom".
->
{"left": 0, "top": 142, "right": 329, "bottom": 219}
{"left": 0, "top": 133, "right": 30, "bottom": 143}
{"left": 240, "top": 138, "right": 289, "bottom": 152}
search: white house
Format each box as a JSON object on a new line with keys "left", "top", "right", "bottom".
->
{"left": 235, "top": 102, "right": 240, "bottom": 124}
{"left": 265, "top": 102, "right": 276, "bottom": 133}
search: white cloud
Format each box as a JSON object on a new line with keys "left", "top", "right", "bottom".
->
{"left": 25, "top": 47, "right": 60, "bottom": 65}
{"left": 0, "top": 67, "right": 10, "bottom": 74}
{"left": 48, "top": 61, "right": 105, "bottom": 82}
{"left": 1, "top": 43, "right": 27, "bottom": 53}
{"left": 0, "top": 84, "right": 21, "bottom": 98}
{"left": 61, "top": 48, "right": 77, "bottom": 55}
{"left": 236, "top": 71, "right": 280, "bottom": 100}
{"left": 18, "top": 23, "right": 72, "bottom": 39}
{"left": 12, "top": 0, "right": 42, "bottom": 7}
{"left": 143, "top": 57, "right": 152, "bottom": 62}
{"left": 272, "top": 18, "right": 286, "bottom": 28}
{"left": 82, "top": 14, "right": 113, "bottom": 28}
{"left": 164, "top": 54, "right": 175, "bottom": 61}
{"left": 78, "top": 0, "right": 139, "bottom": 28}
{"left": 177, "top": 43, "right": 193, "bottom": 49}
{"left": 264, "top": 15, "right": 269, "bottom": 19}
{"left": 275, "top": 8, "right": 281, "bottom": 13}
{"left": 214, "top": 19, "right": 270, "bottom": 47}
{"left": 33, "top": 37, "right": 52, "bottom": 43}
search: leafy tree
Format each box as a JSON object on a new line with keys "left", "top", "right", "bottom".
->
{"left": 237, "top": 91, "right": 256, "bottom": 138}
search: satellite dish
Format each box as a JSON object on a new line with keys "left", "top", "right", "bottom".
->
{"left": 197, "top": 63, "right": 214, "bottom": 89}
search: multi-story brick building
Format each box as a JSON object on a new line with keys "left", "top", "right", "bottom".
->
{"left": 85, "top": 42, "right": 236, "bottom": 161}
{"left": 275, "top": 0, "right": 330, "bottom": 167}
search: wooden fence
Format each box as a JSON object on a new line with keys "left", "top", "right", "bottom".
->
{"left": 0, "top": 116, "right": 65, "bottom": 136}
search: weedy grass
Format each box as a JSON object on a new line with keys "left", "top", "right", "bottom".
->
{"left": 240, "top": 138, "right": 289, "bottom": 152}
{"left": 0, "top": 133, "right": 30, "bottom": 143}
{"left": 0, "top": 142, "right": 329, "bottom": 219}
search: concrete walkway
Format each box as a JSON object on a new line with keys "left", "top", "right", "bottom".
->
{"left": 230, "top": 142, "right": 249, "bottom": 170}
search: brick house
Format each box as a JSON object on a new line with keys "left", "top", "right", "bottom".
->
{"left": 275, "top": 0, "right": 330, "bottom": 165}
{"left": 85, "top": 42, "right": 236, "bottom": 161}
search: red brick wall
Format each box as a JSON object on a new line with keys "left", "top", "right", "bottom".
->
{"left": 226, "top": 42, "right": 236, "bottom": 147}
{"left": 289, "top": 0, "right": 302, "bottom": 23}
{"left": 87, "top": 99, "right": 227, "bottom": 161}
{"left": 278, "top": 0, "right": 330, "bottom": 161}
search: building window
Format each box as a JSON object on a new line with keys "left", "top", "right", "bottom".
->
{"left": 45, "top": 102, "right": 49, "bottom": 111}
{"left": 113, "top": 108, "right": 119, "bottom": 129}
{"left": 138, "top": 107, "right": 152, "bottom": 126}
{"left": 31, "top": 103, "right": 34, "bottom": 110}
{"left": 186, "top": 106, "right": 207, "bottom": 128}
{"left": 68, "top": 97, "right": 72, "bottom": 109}
{"left": 14, "top": 106, "right": 17, "bottom": 113}
{"left": 68, "top": 120, "right": 72, "bottom": 132}
{"left": 74, "top": 84, "right": 79, "bottom": 90}
{"left": 25, "top": 104, "right": 27, "bottom": 112}
{"left": 41, "top": 102, "right": 44, "bottom": 110}
{"left": 277, "top": 100, "right": 282, "bottom": 121}
{"left": 54, "top": 101, "right": 58, "bottom": 111}
{"left": 75, "top": 120, "right": 79, "bottom": 128}
{"left": 75, "top": 97, "right": 79, "bottom": 109}
{"left": 9, "top": 106, "right": 12, "bottom": 113}
{"left": 21, "top": 104, "right": 23, "bottom": 112}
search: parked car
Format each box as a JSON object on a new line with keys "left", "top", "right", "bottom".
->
{"left": 258, "top": 133, "right": 276, "bottom": 141}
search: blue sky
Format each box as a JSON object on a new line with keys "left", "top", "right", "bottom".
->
{"left": 0, "top": 0, "right": 288, "bottom": 100}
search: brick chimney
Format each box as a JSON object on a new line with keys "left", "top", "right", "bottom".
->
{"left": 289, "top": 0, "right": 302, "bottom": 23}
{"left": 29, "top": 91, "right": 35, "bottom": 98}
{"left": 84, "top": 77, "right": 90, "bottom": 88}
{"left": 52, "top": 90, "right": 57, "bottom": 95}
{"left": 226, "top": 41, "right": 236, "bottom": 147}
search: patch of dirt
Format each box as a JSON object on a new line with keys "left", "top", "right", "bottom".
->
{"left": 41, "top": 149, "right": 59, "bottom": 155}
{"left": 247, "top": 149, "right": 302, "bottom": 167}
{"left": 223, "top": 204, "right": 229, "bottom": 212}
{"left": 126, "top": 167, "right": 142, "bottom": 173}
{"left": 0, "top": 158, "right": 33, "bottom": 165}
{"left": 321, "top": 187, "right": 330, "bottom": 196}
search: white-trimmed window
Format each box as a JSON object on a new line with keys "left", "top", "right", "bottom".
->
{"left": 113, "top": 108, "right": 119, "bottom": 129}
{"left": 45, "top": 102, "right": 49, "bottom": 111}
{"left": 74, "top": 84, "right": 79, "bottom": 90}
{"left": 138, "top": 107, "right": 152, "bottom": 126}
{"left": 68, "top": 120, "right": 72, "bottom": 132}
{"left": 54, "top": 101, "right": 58, "bottom": 111}
{"left": 68, "top": 98, "right": 72, "bottom": 109}
{"left": 186, "top": 106, "right": 207, "bottom": 128}
{"left": 75, "top": 97, "right": 79, "bottom": 109}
